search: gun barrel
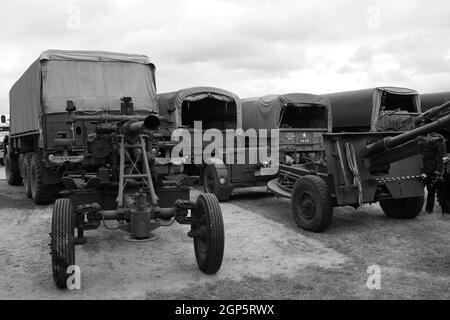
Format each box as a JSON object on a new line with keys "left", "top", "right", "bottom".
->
{"left": 416, "top": 101, "right": 450, "bottom": 124}
{"left": 71, "top": 114, "right": 161, "bottom": 134}
{"left": 123, "top": 115, "right": 161, "bottom": 135}
{"left": 366, "top": 113, "right": 450, "bottom": 156}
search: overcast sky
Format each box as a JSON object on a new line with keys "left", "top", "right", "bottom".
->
{"left": 1, "top": 0, "right": 450, "bottom": 114}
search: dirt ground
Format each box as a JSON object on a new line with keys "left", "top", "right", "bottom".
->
{"left": 0, "top": 166, "right": 449, "bottom": 300}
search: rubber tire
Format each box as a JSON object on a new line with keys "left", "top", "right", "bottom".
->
{"left": 291, "top": 175, "right": 334, "bottom": 233}
{"left": 193, "top": 194, "right": 225, "bottom": 275}
{"left": 379, "top": 196, "right": 424, "bottom": 219}
{"left": 0, "top": 158, "right": 4, "bottom": 166}
{"left": 30, "top": 153, "right": 54, "bottom": 205}
{"left": 5, "top": 153, "right": 22, "bottom": 186}
{"left": 202, "top": 165, "right": 231, "bottom": 202}
{"left": 51, "top": 198, "right": 76, "bottom": 289}
{"left": 23, "top": 153, "right": 33, "bottom": 199}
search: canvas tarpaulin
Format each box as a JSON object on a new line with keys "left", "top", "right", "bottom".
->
{"left": 9, "top": 50, "right": 157, "bottom": 135}
{"left": 323, "top": 87, "right": 420, "bottom": 131}
{"left": 9, "top": 59, "right": 42, "bottom": 135}
{"left": 242, "top": 93, "right": 332, "bottom": 131}
{"left": 157, "top": 87, "right": 242, "bottom": 129}
{"left": 421, "top": 92, "right": 450, "bottom": 112}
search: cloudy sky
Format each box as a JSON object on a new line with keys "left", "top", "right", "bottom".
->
{"left": 1, "top": 0, "right": 450, "bottom": 114}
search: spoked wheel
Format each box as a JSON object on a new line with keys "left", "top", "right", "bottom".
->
{"left": 192, "top": 194, "right": 225, "bottom": 275}
{"left": 380, "top": 196, "right": 424, "bottom": 219}
{"left": 23, "top": 153, "right": 33, "bottom": 199}
{"left": 50, "top": 198, "right": 76, "bottom": 289}
{"left": 202, "top": 165, "right": 231, "bottom": 202}
{"left": 291, "top": 175, "right": 333, "bottom": 233}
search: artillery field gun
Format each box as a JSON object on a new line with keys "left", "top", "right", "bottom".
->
{"left": 7, "top": 51, "right": 225, "bottom": 289}
{"left": 269, "top": 88, "right": 450, "bottom": 232}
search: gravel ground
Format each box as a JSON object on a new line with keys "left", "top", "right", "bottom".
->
{"left": 0, "top": 166, "right": 449, "bottom": 300}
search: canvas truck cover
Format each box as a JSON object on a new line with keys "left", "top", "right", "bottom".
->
{"left": 242, "top": 93, "right": 332, "bottom": 131}
{"left": 9, "top": 50, "right": 157, "bottom": 135}
{"left": 421, "top": 91, "right": 450, "bottom": 112}
{"left": 323, "top": 87, "right": 421, "bottom": 131}
{"left": 157, "top": 87, "right": 242, "bottom": 129}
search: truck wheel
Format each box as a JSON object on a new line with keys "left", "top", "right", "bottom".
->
{"left": 0, "top": 158, "right": 4, "bottom": 166}
{"left": 30, "top": 153, "right": 54, "bottom": 205}
{"left": 50, "top": 198, "right": 76, "bottom": 289}
{"left": 5, "top": 153, "right": 22, "bottom": 186}
{"left": 202, "top": 165, "right": 231, "bottom": 202}
{"left": 23, "top": 153, "right": 33, "bottom": 199}
{"left": 193, "top": 194, "right": 225, "bottom": 275}
{"left": 380, "top": 196, "right": 424, "bottom": 219}
{"left": 291, "top": 175, "right": 333, "bottom": 233}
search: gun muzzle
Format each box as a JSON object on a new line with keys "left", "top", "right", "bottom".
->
{"left": 124, "top": 115, "right": 161, "bottom": 135}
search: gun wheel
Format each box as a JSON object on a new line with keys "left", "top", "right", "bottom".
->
{"left": 380, "top": 196, "right": 424, "bottom": 219}
{"left": 193, "top": 194, "right": 225, "bottom": 275}
{"left": 50, "top": 198, "right": 76, "bottom": 289}
{"left": 292, "top": 175, "right": 333, "bottom": 233}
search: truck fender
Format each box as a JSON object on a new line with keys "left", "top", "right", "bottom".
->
{"left": 200, "top": 158, "right": 230, "bottom": 186}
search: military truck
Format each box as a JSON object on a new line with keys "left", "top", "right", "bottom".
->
{"left": 0, "top": 114, "right": 10, "bottom": 166}
{"left": 242, "top": 94, "right": 332, "bottom": 166}
{"left": 421, "top": 91, "right": 450, "bottom": 149}
{"left": 157, "top": 87, "right": 269, "bottom": 201}
{"left": 6, "top": 50, "right": 159, "bottom": 204}
{"left": 421, "top": 91, "right": 450, "bottom": 112}
{"left": 323, "top": 87, "right": 422, "bottom": 133}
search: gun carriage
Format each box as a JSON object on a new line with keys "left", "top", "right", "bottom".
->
{"left": 269, "top": 89, "right": 450, "bottom": 232}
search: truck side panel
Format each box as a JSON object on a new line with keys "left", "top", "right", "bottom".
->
{"left": 9, "top": 58, "right": 42, "bottom": 136}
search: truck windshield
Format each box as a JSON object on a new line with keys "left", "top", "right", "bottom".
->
{"left": 181, "top": 97, "right": 237, "bottom": 131}
{"left": 279, "top": 104, "right": 328, "bottom": 130}
{"left": 381, "top": 92, "right": 418, "bottom": 113}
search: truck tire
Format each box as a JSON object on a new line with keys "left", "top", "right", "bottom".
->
{"left": 23, "top": 153, "right": 33, "bottom": 199}
{"left": 193, "top": 194, "right": 225, "bottom": 275}
{"left": 50, "top": 198, "right": 76, "bottom": 289}
{"left": 291, "top": 175, "right": 333, "bottom": 233}
{"left": 0, "top": 158, "right": 4, "bottom": 166}
{"left": 202, "top": 165, "right": 231, "bottom": 202}
{"left": 5, "top": 153, "right": 22, "bottom": 186}
{"left": 380, "top": 196, "right": 424, "bottom": 219}
{"left": 30, "top": 153, "right": 54, "bottom": 205}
